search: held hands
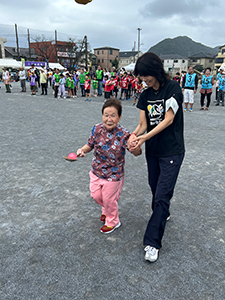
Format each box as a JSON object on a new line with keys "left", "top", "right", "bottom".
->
{"left": 77, "top": 148, "right": 85, "bottom": 157}
{"left": 127, "top": 133, "right": 147, "bottom": 156}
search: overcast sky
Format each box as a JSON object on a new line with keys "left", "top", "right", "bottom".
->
{"left": 1, "top": 0, "right": 225, "bottom": 52}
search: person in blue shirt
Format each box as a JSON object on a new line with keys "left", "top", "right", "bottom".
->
{"left": 199, "top": 68, "right": 214, "bottom": 110}
{"left": 216, "top": 68, "right": 225, "bottom": 106}
{"left": 182, "top": 67, "right": 198, "bottom": 112}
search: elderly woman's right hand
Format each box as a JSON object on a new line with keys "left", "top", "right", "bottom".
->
{"left": 77, "top": 148, "right": 85, "bottom": 157}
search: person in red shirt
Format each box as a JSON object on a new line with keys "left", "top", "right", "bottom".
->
{"left": 127, "top": 72, "right": 133, "bottom": 100}
{"left": 119, "top": 72, "right": 129, "bottom": 100}
{"left": 133, "top": 77, "right": 144, "bottom": 106}
{"left": 104, "top": 75, "right": 113, "bottom": 99}
{"left": 112, "top": 73, "right": 120, "bottom": 98}
{"left": 173, "top": 72, "right": 181, "bottom": 84}
{"left": 85, "top": 74, "right": 91, "bottom": 102}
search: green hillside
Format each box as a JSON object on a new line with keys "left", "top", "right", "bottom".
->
{"left": 148, "top": 36, "right": 220, "bottom": 57}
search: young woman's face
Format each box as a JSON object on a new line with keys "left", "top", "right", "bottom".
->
{"left": 140, "top": 75, "right": 159, "bottom": 89}
{"left": 205, "top": 69, "right": 210, "bottom": 76}
{"left": 102, "top": 106, "right": 121, "bottom": 130}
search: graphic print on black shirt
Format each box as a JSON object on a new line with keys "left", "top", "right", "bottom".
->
{"left": 147, "top": 99, "right": 164, "bottom": 126}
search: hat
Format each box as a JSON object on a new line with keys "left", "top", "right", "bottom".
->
{"left": 220, "top": 67, "right": 224, "bottom": 71}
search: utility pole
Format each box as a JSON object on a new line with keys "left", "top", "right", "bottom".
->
{"left": 84, "top": 35, "right": 88, "bottom": 71}
{"left": 15, "top": 23, "right": 20, "bottom": 60}
{"left": 27, "top": 28, "right": 31, "bottom": 60}
{"left": 137, "top": 28, "right": 142, "bottom": 59}
{"left": 55, "top": 30, "right": 57, "bottom": 62}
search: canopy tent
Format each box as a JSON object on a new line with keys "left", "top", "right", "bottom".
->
{"left": 48, "top": 62, "right": 64, "bottom": 70}
{"left": 219, "top": 63, "right": 225, "bottom": 71}
{"left": 0, "top": 59, "right": 22, "bottom": 69}
{"left": 124, "top": 63, "right": 135, "bottom": 71}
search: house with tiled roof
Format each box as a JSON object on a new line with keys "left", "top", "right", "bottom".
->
{"left": 119, "top": 51, "right": 142, "bottom": 68}
{"left": 189, "top": 52, "right": 215, "bottom": 71}
{"left": 159, "top": 54, "right": 188, "bottom": 75}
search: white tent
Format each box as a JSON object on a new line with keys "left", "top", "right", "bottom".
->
{"left": 0, "top": 59, "right": 64, "bottom": 71}
{"left": 0, "top": 58, "right": 22, "bottom": 69}
{"left": 124, "top": 63, "right": 135, "bottom": 71}
{"left": 49, "top": 62, "right": 64, "bottom": 70}
{"left": 219, "top": 63, "right": 225, "bottom": 71}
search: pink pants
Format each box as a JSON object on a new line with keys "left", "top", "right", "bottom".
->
{"left": 89, "top": 171, "right": 124, "bottom": 227}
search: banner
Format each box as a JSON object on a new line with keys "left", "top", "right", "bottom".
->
{"left": 25, "top": 61, "right": 45, "bottom": 68}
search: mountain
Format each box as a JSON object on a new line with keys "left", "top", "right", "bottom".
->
{"left": 148, "top": 36, "right": 220, "bottom": 57}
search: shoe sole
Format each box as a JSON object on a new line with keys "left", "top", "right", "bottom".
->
{"left": 144, "top": 254, "right": 158, "bottom": 263}
{"left": 100, "top": 222, "right": 121, "bottom": 234}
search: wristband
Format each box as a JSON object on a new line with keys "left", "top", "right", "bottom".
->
{"left": 130, "top": 132, "right": 136, "bottom": 137}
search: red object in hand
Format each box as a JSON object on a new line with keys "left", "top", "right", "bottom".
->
{"left": 68, "top": 152, "right": 77, "bottom": 160}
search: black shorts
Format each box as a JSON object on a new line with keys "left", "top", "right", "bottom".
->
{"left": 104, "top": 91, "right": 111, "bottom": 99}
{"left": 121, "top": 88, "right": 128, "bottom": 94}
{"left": 85, "top": 89, "right": 90, "bottom": 93}
{"left": 30, "top": 85, "right": 36, "bottom": 91}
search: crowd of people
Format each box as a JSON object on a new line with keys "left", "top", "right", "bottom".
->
{"left": 173, "top": 66, "right": 225, "bottom": 110}
{"left": 1, "top": 64, "right": 146, "bottom": 106}
{"left": 1, "top": 63, "right": 225, "bottom": 110}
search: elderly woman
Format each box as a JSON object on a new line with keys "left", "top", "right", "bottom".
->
{"left": 199, "top": 67, "right": 214, "bottom": 110}
{"left": 128, "top": 52, "right": 185, "bottom": 262}
{"left": 3, "top": 67, "right": 11, "bottom": 93}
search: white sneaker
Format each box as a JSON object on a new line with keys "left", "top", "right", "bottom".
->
{"left": 144, "top": 246, "right": 159, "bottom": 262}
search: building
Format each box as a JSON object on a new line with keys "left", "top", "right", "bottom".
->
{"left": 94, "top": 47, "right": 119, "bottom": 70}
{"left": 0, "top": 37, "right": 39, "bottom": 61}
{"left": 214, "top": 46, "right": 225, "bottom": 71}
{"left": 189, "top": 52, "right": 215, "bottom": 71}
{"left": 160, "top": 54, "right": 188, "bottom": 75}
{"left": 30, "top": 40, "right": 77, "bottom": 67}
{"left": 119, "top": 51, "right": 142, "bottom": 68}
{"left": 4, "top": 46, "right": 39, "bottom": 61}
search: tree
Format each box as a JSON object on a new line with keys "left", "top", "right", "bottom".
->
{"left": 30, "top": 35, "right": 55, "bottom": 61}
{"left": 67, "top": 36, "right": 92, "bottom": 70}
{"left": 111, "top": 57, "right": 119, "bottom": 69}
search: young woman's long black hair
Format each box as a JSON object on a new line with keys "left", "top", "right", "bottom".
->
{"left": 134, "top": 52, "right": 170, "bottom": 87}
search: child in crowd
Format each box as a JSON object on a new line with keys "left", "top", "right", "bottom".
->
{"left": 120, "top": 72, "right": 129, "bottom": 100}
{"left": 133, "top": 77, "right": 144, "bottom": 106}
{"left": 85, "top": 74, "right": 91, "bottom": 102}
{"left": 173, "top": 72, "right": 181, "bottom": 84}
{"left": 66, "top": 73, "right": 72, "bottom": 98}
{"left": 104, "top": 75, "right": 113, "bottom": 100}
{"left": 76, "top": 99, "right": 142, "bottom": 234}
{"left": 30, "top": 71, "right": 37, "bottom": 95}
{"left": 113, "top": 71, "right": 120, "bottom": 98}
{"left": 92, "top": 76, "right": 98, "bottom": 97}
{"left": 70, "top": 75, "right": 75, "bottom": 98}
{"left": 58, "top": 73, "right": 66, "bottom": 99}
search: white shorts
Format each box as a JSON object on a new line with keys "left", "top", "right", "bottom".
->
{"left": 184, "top": 89, "right": 194, "bottom": 104}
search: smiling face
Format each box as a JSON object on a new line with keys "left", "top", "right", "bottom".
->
{"left": 205, "top": 69, "right": 210, "bottom": 76}
{"left": 102, "top": 106, "right": 121, "bottom": 131}
{"left": 140, "top": 75, "right": 160, "bottom": 90}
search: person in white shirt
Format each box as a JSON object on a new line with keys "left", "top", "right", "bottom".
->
{"left": 19, "top": 67, "right": 26, "bottom": 92}
{"left": 3, "top": 67, "right": 11, "bottom": 93}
